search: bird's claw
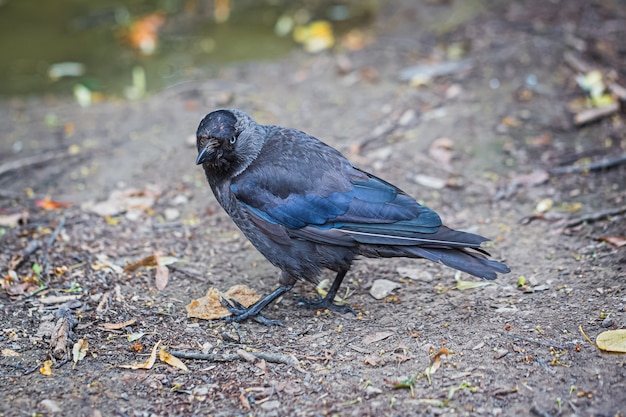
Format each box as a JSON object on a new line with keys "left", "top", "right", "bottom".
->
{"left": 219, "top": 297, "right": 284, "bottom": 327}
{"left": 295, "top": 295, "right": 357, "bottom": 315}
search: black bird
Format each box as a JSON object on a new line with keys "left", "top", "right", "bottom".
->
{"left": 196, "top": 109, "right": 509, "bottom": 325}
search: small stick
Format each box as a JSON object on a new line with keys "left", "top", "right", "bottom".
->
{"left": 500, "top": 332, "right": 571, "bottom": 350}
{"left": 169, "top": 265, "right": 208, "bottom": 282}
{"left": 530, "top": 406, "right": 555, "bottom": 417}
{"left": 550, "top": 152, "right": 626, "bottom": 175}
{"left": 47, "top": 216, "right": 66, "bottom": 248}
{"left": 0, "top": 151, "right": 73, "bottom": 178}
{"left": 573, "top": 102, "right": 620, "bottom": 126}
{"left": 169, "top": 350, "right": 298, "bottom": 366}
{"left": 563, "top": 51, "right": 592, "bottom": 73}
{"left": 42, "top": 216, "right": 67, "bottom": 276}
{"left": 565, "top": 205, "right": 626, "bottom": 228}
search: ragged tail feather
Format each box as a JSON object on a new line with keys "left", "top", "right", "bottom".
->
{"left": 403, "top": 246, "right": 510, "bottom": 280}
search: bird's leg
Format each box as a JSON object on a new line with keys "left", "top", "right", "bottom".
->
{"left": 296, "top": 269, "right": 356, "bottom": 314}
{"left": 220, "top": 285, "right": 293, "bottom": 326}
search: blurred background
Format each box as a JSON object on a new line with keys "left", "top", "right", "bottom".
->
{"left": 0, "top": 0, "right": 377, "bottom": 100}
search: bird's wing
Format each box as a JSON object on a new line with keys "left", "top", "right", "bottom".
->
{"left": 230, "top": 128, "right": 482, "bottom": 248}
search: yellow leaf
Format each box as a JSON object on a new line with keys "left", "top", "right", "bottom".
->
{"left": 596, "top": 329, "right": 626, "bottom": 353}
{"left": 456, "top": 280, "right": 496, "bottom": 291}
{"left": 40, "top": 360, "right": 54, "bottom": 376}
{"left": 68, "top": 144, "right": 81, "bottom": 155}
{"left": 105, "top": 215, "right": 121, "bottom": 226}
{"left": 2, "top": 349, "right": 20, "bottom": 357}
{"left": 159, "top": 348, "right": 188, "bottom": 371}
{"left": 119, "top": 340, "right": 161, "bottom": 369}
{"left": 293, "top": 21, "right": 334, "bottom": 53}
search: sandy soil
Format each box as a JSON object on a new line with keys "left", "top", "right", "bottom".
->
{"left": 1, "top": 1, "right": 625, "bottom": 416}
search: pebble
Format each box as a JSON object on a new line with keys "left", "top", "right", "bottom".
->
{"left": 164, "top": 207, "right": 180, "bottom": 221}
{"left": 261, "top": 400, "right": 281, "bottom": 411}
{"left": 369, "top": 279, "right": 401, "bottom": 300}
{"left": 601, "top": 317, "right": 614, "bottom": 328}
{"left": 365, "top": 386, "right": 382, "bottom": 397}
{"left": 171, "top": 194, "right": 189, "bottom": 205}
{"left": 494, "top": 348, "right": 509, "bottom": 359}
{"left": 39, "top": 399, "right": 62, "bottom": 413}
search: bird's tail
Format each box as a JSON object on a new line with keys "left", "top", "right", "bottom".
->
{"left": 402, "top": 246, "right": 509, "bottom": 280}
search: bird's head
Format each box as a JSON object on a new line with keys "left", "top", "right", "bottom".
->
{"left": 195, "top": 109, "right": 262, "bottom": 176}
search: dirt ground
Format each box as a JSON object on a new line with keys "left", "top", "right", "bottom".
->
{"left": 1, "top": 1, "right": 625, "bottom": 416}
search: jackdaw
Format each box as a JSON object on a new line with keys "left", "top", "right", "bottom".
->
{"left": 196, "top": 109, "right": 509, "bottom": 325}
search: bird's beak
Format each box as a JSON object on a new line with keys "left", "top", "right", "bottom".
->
{"left": 196, "top": 146, "right": 210, "bottom": 165}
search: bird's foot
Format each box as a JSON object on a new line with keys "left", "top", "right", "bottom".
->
{"left": 295, "top": 295, "right": 357, "bottom": 315}
{"left": 220, "top": 297, "right": 283, "bottom": 327}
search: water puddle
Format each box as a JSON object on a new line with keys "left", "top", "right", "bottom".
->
{"left": 0, "top": 0, "right": 375, "bottom": 98}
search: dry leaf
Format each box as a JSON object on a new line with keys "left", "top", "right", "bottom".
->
{"left": 159, "top": 348, "right": 188, "bottom": 371}
{"left": 363, "top": 354, "right": 385, "bottom": 367}
{"left": 369, "top": 279, "right": 401, "bottom": 300}
{"left": 120, "top": 340, "right": 161, "bottom": 370}
{"left": 2, "top": 349, "right": 20, "bottom": 357}
{"left": 456, "top": 279, "right": 496, "bottom": 291}
{"left": 362, "top": 331, "right": 394, "bottom": 345}
{"left": 72, "top": 339, "right": 88, "bottom": 368}
{"left": 155, "top": 265, "right": 169, "bottom": 290}
{"left": 239, "top": 391, "right": 251, "bottom": 410}
{"left": 36, "top": 198, "right": 71, "bottom": 210}
{"left": 127, "top": 12, "right": 166, "bottom": 55}
{"left": 101, "top": 318, "right": 137, "bottom": 330}
{"left": 127, "top": 332, "right": 145, "bottom": 342}
{"left": 428, "top": 137, "right": 454, "bottom": 166}
{"left": 598, "top": 236, "right": 626, "bottom": 248}
{"left": 186, "top": 285, "right": 260, "bottom": 320}
{"left": 596, "top": 330, "right": 626, "bottom": 353}
{"left": 124, "top": 254, "right": 179, "bottom": 274}
{"left": 0, "top": 211, "right": 28, "bottom": 227}
{"left": 40, "top": 360, "right": 54, "bottom": 376}
{"left": 124, "top": 254, "right": 158, "bottom": 272}
{"left": 425, "top": 347, "right": 450, "bottom": 384}
{"left": 81, "top": 186, "right": 161, "bottom": 219}
{"left": 92, "top": 254, "right": 124, "bottom": 274}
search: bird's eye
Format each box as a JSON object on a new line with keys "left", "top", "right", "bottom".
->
{"left": 229, "top": 136, "right": 237, "bottom": 144}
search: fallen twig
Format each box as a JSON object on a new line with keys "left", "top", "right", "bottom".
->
{"left": 607, "top": 81, "right": 626, "bottom": 101}
{"left": 42, "top": 216, "right": 67, "bottom": 277}
{"left": 565, "top": 205, "right": 626, "bottom": 228}
{"left": 501, "top": 332, "right": 572, "bottom": 350}
{"left": 0, "top": 151, "right": 75, "bottom": 179}
{"left": 169, "top": 350, "right": 299, "bottom": 366}
{"left": 573, "top": 102, "right": 620, "bottom": 126}
{"left": 47, "top": 216, "right": 66, "bottom": 248}
{"left": 353, "top": 120, "right": 398, "bottom": 153}
{"left": 530, "top": 405, "right": 555, "bottom": 417}
{"left": 563, "top": 51, "right": 592, "bottom": 73}
{"left": 550, "top": 153, "right": 626, "bottom": 175}
{"left": 169, "top": 266, "right": 208, "bottom": 282}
